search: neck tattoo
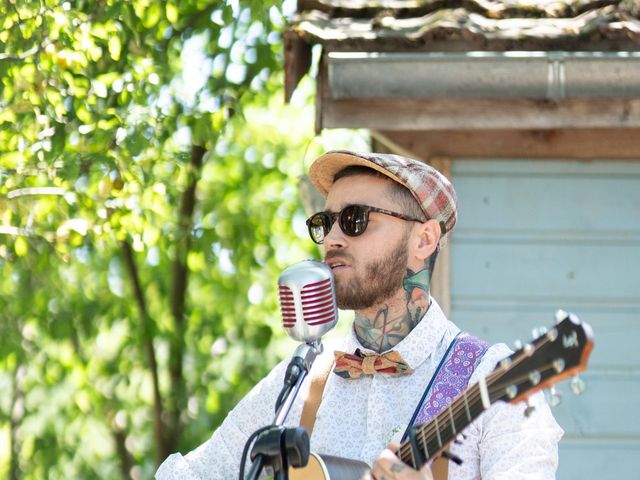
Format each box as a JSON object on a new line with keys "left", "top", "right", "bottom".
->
{"left": 354, "top": 259, "right": 432, "bottom": 353}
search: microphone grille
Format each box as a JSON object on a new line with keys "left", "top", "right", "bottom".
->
{"left": 300, "top": 278, "right": 336, "bottom": 326}
{"left": 278, "top": 284, "right": 296, "bottom": 328}
{"left": 278, "top": 260, "right": 338, "bottom": 343}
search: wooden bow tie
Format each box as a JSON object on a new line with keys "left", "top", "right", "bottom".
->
{"left": 333, "top": 348, "right": 413, "bottom": 379}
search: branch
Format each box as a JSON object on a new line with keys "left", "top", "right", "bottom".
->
{"left": 9, "top": 364, "right": 25, "bottom": 480}
{"left": 167, "top": 144, "right": 206, "bottom": 446}
{"left": 110, "top": 418, "right": 135, "bottom": 479}
{"left": 0, "top": 45, "right": 39, "bottom": 62}
{"left": 120, "top": 240, "right": 166, "bottom": 464}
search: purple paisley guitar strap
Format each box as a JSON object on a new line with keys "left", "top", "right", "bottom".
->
{"left": 401, "top": 332, "right": 489, "bottom": 442}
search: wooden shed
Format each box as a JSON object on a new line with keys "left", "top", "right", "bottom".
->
{"left": 285, "top": 1, "right": 640, "bottom": 478}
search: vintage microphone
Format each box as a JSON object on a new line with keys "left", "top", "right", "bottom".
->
{"left": 278, "top": 259, "right": 338, "bottom": 342}
{"left": 275, "top": 259, "right": 338, "bottom": 414}
{"left": 244, "top": 260, "right": 338, "bottom": 480}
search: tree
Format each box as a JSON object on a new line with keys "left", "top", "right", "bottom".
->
{"left": 0, "top": 0, "right": 325, "bottom": 477}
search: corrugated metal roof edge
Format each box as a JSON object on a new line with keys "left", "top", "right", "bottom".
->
{"left": 284, "top": 1, "right": 640, "bottom": 101}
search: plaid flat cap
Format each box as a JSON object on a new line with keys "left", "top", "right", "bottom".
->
{"left": 308, "top": 150, "right": 458, "bottom": 245}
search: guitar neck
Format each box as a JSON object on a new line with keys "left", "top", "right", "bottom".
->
{"left": 396, "top": 313, "right": 594, "bottom": 469}
{"left": 397, "top": 382, "right": 488, "bottom": 468}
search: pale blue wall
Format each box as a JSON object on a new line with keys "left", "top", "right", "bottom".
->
{"left": 449, "top": 159, "right": 640, "bottom": 479}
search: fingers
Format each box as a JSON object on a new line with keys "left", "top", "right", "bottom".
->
{"left": 367, "top": 447, "right": 432, "bottom": 480}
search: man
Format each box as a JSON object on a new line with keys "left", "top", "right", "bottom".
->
{"left": 156, "top": 151, "right": 563, "bottom": 479}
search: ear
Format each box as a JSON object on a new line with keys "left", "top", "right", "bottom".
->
{"left": 410, "top": 219, "right": 441, "bottom": 262}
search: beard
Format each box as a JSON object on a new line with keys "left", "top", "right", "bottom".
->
{"left": 334, "top": 234, "right": 409, "bottom": 310}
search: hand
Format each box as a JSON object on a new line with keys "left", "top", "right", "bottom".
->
{"left": 363, "top": 444, "right": 433, "bottom": 480}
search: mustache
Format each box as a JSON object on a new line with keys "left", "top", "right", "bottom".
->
{"left": 324, "top": 250, "right": 354, "bottom": 263}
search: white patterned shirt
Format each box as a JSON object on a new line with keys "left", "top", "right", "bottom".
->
{"left": 156, "top": 299, "right": 563, "bottom": 479}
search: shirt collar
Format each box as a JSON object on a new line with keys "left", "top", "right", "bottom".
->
{"left": 343, "top": 297, "right": 459, "bottom": 370}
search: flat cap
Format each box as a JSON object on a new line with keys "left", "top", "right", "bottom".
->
{"left": 309, "top": 150, "right": 458, "bottom": 245}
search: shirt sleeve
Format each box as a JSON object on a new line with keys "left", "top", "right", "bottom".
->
{"left": 155, "top": 359, "right": 291, "bottom": 480}
{"left": 478, "top": 391, "right": 563, "bottom": 480}
{"left": 450, "top": 343, "right": 564, "bottom": 480}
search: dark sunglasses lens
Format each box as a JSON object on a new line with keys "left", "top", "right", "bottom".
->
{"left": 307, "top": 213, "right": 330, "bottom": 244}
{"left": 340, "top": 205, "right": 368, "bottom": 236}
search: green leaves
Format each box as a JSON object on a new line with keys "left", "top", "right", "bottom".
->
{"left": 0, "top": 0, "right": 325, "bottom": 478}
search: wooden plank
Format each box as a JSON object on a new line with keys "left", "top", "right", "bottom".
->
{"left": 550, "top": 371, "right": 640, "bottom": 437}
{"left": 374, "top": 129, "right": 640, "bottom": 159}
{"left": 451, "top": 158, "right": 640, "bottom": 175}
{"left": 427, "top": 157, "right": 452, "bottom": 319}
{"left": 316, "top": 50, "right": 328, "bottom": 133}
{"left": 558, "top": 439, "right": 640, "bottom": 480}
{"left": 452, "top": 241, "right": 640, "bottom": 302}
{"left": 431, "top": 243, "right": 451, "bottom": 319}
{"left": 451, "top": 160, "right": 640, "bottom": 233}
{"left": 322, "top": 97, "right": 640, "bottom": 130}
{"left": 284, "top": 30, "right": 313, "bottom": 103}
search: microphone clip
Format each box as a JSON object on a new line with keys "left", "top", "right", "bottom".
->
{"left": 285, "top": 341, "right": 323, "bottom": 382}
{"left": 277, "top": 340, "right": 323, "bottom": 413}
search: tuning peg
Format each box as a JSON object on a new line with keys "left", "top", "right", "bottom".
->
{"left": 528, "top": 370, "right": 541, "bottom": 386}
{"left": 513, "top": 339, "right": 523, "bottom": 350}
{"left": 570, "top": 375, "right": 586, "bottom": 395}
{"left": 531, "top": 326, "right": 547, "bottom": 339}
{"left": 499, "top": 357, "right": 512, "bottom": 370}
{"left": 453, "top": 432, "right": 467, "bottom": 445}
{"left": 555, "top": 309, "right": 568, "bottom": 323}
{"left": 548, "top": 386, "right": 562, "bottom": 407}
{"left": 552, "top": 358, "right": 565, "bottom": 373}
{"left": 524, "top": 400, "right": 536, "bottom": 418}
{"left": 523, "top": 343, "right": 534, "bottom": 356}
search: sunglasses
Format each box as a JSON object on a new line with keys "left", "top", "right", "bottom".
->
{"left": 306, "top": 204, "right": 424, "bottom": 245}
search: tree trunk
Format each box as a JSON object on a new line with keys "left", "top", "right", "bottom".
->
{"left": 121, "top": 240, "right": 167, "bottom": 464}
{"left": 167, "top": 144, "right": 207, "bottom": 450}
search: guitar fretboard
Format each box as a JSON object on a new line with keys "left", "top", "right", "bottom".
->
{"left": 397, "top": 382, "right": 489, "bottom": 468}
{"left": 394, "top": 319, "right": 578, "bottom": 471}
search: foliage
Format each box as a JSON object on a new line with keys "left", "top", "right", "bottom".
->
{"left": 0, "top": 0, "right": 331, "bottom": 478}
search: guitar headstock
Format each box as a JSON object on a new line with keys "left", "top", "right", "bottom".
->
{"left": 490, "top": 310, "right": 594, "bottom": 405}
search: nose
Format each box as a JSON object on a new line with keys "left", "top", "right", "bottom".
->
{"left": 323, "top": 217, "right": 346, "bottom": 250}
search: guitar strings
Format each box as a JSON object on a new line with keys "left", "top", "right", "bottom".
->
{"left": 398, "top": 334, "right": 555, "bottom": 464}
{"left": 397, "top": 337, "right": 557, "bottom": 468}
{"left": 401, "top": 362, "right": 558, "bottom": 465}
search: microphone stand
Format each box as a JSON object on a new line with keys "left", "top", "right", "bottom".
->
{"left": 245, "top": 340, "right": 323, "bottom": 480}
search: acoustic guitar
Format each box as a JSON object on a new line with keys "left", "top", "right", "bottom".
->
{"left": 289, "top": 311, "right": 594, "bottom": 479}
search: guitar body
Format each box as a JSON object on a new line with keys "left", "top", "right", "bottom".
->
{"left": 289, "top": 452, "right": 370, "bottom": 480}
